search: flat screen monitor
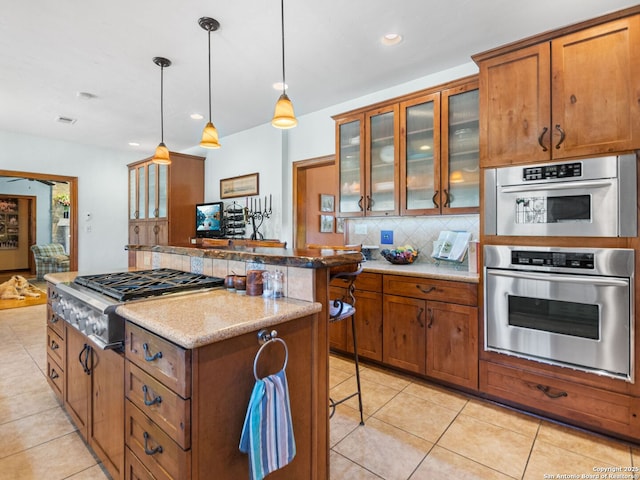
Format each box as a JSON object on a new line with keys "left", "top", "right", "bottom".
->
{"left": 195, "top": 202, "right": 224, "bottom": 238}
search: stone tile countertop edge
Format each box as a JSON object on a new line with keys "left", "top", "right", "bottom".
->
{"left": 115, "top": 290, "right": 322, "bottom": 349}
{"left": 362, "top": 260, "right": 479, "bottom": 283}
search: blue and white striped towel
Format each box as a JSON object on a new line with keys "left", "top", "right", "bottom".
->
{"left": 239, "top": 369, "right": 296, "bottom": 480}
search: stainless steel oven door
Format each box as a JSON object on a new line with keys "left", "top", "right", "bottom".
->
{"left": 496, "top": 179, "right": 617, "bottom": 237}
{"left": 485, "top": 268, "right": 632, "bottom": 381}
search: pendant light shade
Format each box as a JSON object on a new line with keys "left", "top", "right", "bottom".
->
{"left": 272, "top": 0, "right": 297, "bottom": 129}
{"left": 152, "top": 56, "right": 172, "bottom": 165}
{"left": 199, "top": 17, "right": 221, "bottom": 149}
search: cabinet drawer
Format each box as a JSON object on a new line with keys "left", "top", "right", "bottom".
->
{"left": 46, "top": 355, "right": 64, "bottom": 403}
{"left": 125, "top": 322, "right": 192, "bottom": 398}
{"left": 47, "top": 305, "right": 64, "bottom": 338}
{"left": 125, "top": 447, "right": 161, "bottom": 480}
{"left": 384, "top": 275, "right": 477, "bottom": 306}
{"left": 47, "top": 326, "right": 65, "bottom": 367}
{"left": 126, "top": 401, "right": 191, "bottom": 480}
{"left": 481, "top": 361, "right": 638, "bottom": 437}
{"left": 126, "top": 361, "right": 191, "bottom": 449}
{"left": 356, "top": 272, "right": 382, "bottom": 292}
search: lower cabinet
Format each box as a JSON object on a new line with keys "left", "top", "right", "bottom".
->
{"left": 480, "top": 361, "right": 640, "bottom": 440}
{"left": 65, "top": 324, "right": 125, "bottom": 480}
{"left": 329, "top": 272, "right": 383, "bottom": 361}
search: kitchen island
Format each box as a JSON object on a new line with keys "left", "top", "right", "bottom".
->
{"left": 46, "top": 245, "right": 362, "bottom": 480}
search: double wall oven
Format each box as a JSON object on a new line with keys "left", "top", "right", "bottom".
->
{"left": 483, "top": 153, "right": 637, "bottom": 382}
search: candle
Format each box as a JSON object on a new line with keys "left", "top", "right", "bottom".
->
{"left": 259, "top": 197, "right": 262, "bottom": 212}
{"left": 245, "top": 197, "right": 248, "bottom": 208}
{"left": 269, "top": 194, "right": 272, "bottom": 211}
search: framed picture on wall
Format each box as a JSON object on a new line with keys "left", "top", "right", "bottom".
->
{"left": 320, "top": 194, "right": 334, "bottom": 212}
{"left": 220, "top": 172, "right": 259, "bottom": 199}
{"left": 320, "top": 215, "right": 334, "bottom": 233}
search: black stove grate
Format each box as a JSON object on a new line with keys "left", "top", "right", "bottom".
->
{"left": 74, "top": 268, "right": 225, "bottom": 301}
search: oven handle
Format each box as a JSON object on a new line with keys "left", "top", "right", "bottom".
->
{"left": 487, "top": 269, "right": 629, "bottom": 287}
{"left": 500, "top": 179, "right": 612, "bottom": 193}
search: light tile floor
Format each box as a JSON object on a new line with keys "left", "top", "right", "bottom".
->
{"left": 1, "top": 304, "right": 638, "bottom": 479}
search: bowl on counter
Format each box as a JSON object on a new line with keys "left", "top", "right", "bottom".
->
{"left": 380, "top": 246, "right": 419, "bottom": 265}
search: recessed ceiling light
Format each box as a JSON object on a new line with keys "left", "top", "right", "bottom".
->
{"left": 128, "top": 142, "right": 140, "bottom": 147}
{"left": 190, "top": 113, "right": 204, "bottom": 120}
{"left": 76, "top": 91, "right": 97, "bottom": 100}
{"left": 272, "top": 82, "right": 288, "bottom": 91}
{"left": 55, "top": 116, "right": 77, "bottom": 125}
{"left": 381, "top": 33, "right": 403, "bottom": 46}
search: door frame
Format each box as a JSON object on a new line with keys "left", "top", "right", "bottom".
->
{"left": 0, "top": 169, "right": 78, "bottom": 272}
{"left": 292, "top": 155, "right": 335, "bottom": 249}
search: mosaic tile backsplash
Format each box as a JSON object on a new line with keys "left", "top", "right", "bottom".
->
{"left": 345, "top": 214, "right": 479, "bottom": 265}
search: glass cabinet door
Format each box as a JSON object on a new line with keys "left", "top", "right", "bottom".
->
{"left": 367, "top": 106, "right": 398, "bottom": 215}
{"left": 338, "top": 118, "right": 364, "bottom": 214}
{"left": 442, "top": 86, "right": 479, "bottom": 213}
{"left": 129, "top": 168, "right": 137, "bottom": 220}
{"left": 401, "top": 94, "right": 440, "bottom": 214}
{"left": 137, "top": 165, "right": 146, "bottom": 220}
{"left": 148, "top": 163, "right": 157, "bottom": 218}
{"left": 157, "top": 164, "right": 168, "bottom": 219}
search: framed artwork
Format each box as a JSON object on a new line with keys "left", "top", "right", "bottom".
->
{"left": 220, "top": 172, "right": 259, "bottom": 199}
{"left": 320, "top": 194, "right": 334, "bottom": 212}
{"left": 320, "top": 215, "right": 334, "bottom": 233}
{"left": 336, "top": 217, "right": 345, "bottom": 234}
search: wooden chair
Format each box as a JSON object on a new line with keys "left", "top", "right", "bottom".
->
{"left": 307, "top": 244, "right": 364, "bottom": 424}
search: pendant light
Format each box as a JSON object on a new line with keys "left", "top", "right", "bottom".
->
{"left": 198, "top": 17, "right": 221, "bottom": 149}
{"left": 151, "top": 56, "right": 172, "bottom": 164}
{"left": 271, "top": 0, "right": 297, "bottom": 129}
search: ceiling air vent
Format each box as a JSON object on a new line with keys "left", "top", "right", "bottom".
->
{"left": 55, "top": 116, "right": 77, "bottom": 125}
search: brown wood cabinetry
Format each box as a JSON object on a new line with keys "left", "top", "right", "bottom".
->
{"left": 124, "top": 312, "right": 324, "bottom": 480}
{"left": 65, "top": 324, "right": 125, "bottom": 480}
{"left": 328, "top": 272, "right": 383, "bottom": 361}
{"left": 480, "top": 361, "right": 640, "bottom": 440}
{"left": 334, "top": 76, "right": 479, "bottom": 217}
{"left": 45, "top": 284, "right": 65, "bottom": 403}
{"left": 382, "top": 275, "right": 479, "bottom": 389}
{"left": 476, "top": 14, "right": 640, "bottom": 167}
{"left": 128, "top": 152, "right": 204, "bottom": 247}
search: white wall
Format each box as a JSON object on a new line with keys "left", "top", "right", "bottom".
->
{"left": 0, "top": 61, "right": 478, "bottom": 271}
{"left": 0, "top": 131, "right": 140, "bottom": 273}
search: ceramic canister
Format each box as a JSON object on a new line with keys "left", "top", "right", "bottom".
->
{"left": 246, "top": 270, "right": 266, "bottom": 296}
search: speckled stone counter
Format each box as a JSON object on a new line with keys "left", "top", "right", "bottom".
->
{"left": 115, "top": 290, "right": 321, "bottom": 349}
{"left": 362, "top": 260, "right": 479, "bottom": 283}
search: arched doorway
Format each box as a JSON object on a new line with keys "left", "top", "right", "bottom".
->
{"left": 0, "top": 170, "right": 78, "bottom": 277}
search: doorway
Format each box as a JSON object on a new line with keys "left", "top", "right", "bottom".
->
{"left": 0, "top": 170, "right": 78, "bottom": 278}
{"left": 292, "top": 155, "right": 343, "bottom": 249}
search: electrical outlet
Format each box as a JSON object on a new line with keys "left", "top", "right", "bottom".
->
{"left": 381, "top": 230, "right": 393, "bottom": 245}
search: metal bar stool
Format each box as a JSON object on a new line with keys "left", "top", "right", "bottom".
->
{"left": 307, "top": 243, "right": 365, "bottom": 424}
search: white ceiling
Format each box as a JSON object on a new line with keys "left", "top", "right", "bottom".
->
{"left": 1, "top": 1, "right": 637, "bottom": 155}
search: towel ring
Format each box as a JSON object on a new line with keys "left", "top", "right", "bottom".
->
{"left": 253, "top": 333, "right": 289, "bottom": 380}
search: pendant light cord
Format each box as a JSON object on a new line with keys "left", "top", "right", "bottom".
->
{"left": 160, "top": 63, "right": 165, "bottom": 143}
{"left": 208, "top": 29, "right": 212, "bottom": 122}
{"left": 280, "top": 0, "right": 286, "bottom": 94}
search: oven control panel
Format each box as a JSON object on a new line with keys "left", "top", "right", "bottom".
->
{"left": 522, "top": 162, "right": 582, "bottom": 181}
{"left": 511, "top": 250, "right": 594, "bottom": 269}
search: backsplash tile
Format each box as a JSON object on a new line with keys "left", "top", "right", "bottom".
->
{"left": 346, "top": 215, "right": 479, "bottom": 265}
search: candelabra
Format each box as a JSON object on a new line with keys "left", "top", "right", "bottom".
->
{"left": 245, "top": 194, "right": 272, "bottom": 240}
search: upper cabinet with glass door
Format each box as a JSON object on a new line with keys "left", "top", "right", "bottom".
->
{"left": 335, "top": 75, "right": 478, "bottom": 218}
{"left": 440, "top": 81, "right": 479, "bottom": 214}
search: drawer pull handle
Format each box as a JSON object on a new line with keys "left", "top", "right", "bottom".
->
{"left": 143, "top": 432, "right": 163, "bottom": 455}
{"left": 142, "top": 385, "right": 163, "bottom": 406}
{"left": 416, "top": 285, "right": 436, "bottom": 294}
{"left": 536, "top": 384, "right": 568, "bottom": 399}
{"left": 49, "top": 369, "right": 59, "bottom": 380}
{"left": 142, "top": 343, "right": 163, "bottom": 362}
{"left": 537, "top": 126, "right": 548, "bottom": 152}
{"left": 50, "top": 315, "right": 58, "bottom": 324}
{"left": 416, "top": 307, "right": 424, "bottom": 328}
{"left": 50, "top": 340, "right": 59, "bottom": 350}
{"left": 427, "top": 308, "right": 434, "bottom": 328}
{"left": 554, "top": 124, "right": 566, "bottom": 150}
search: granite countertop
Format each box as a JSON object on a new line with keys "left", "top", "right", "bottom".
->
{"left": 116, "top": 290, "right": 321, "bottom": 349}
{"left": 362, "top": 260, "right": 479, "bottom": 283}
{"left": 127, "top": 244, "right": 363, "bottom": 269}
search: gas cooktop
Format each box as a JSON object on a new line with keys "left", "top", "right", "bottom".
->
{"left": 73, "top": 268, "right": 225, "bottom": 301}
